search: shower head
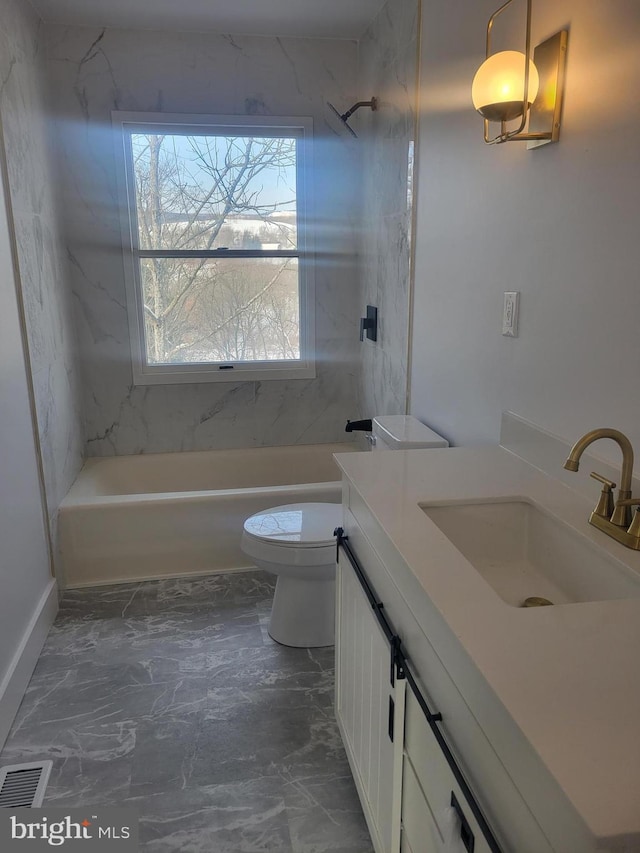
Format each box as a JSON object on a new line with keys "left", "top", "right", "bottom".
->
{"left": 328, "top": 101, "right": 358, "bottom": 138}
{"left": 326, "top": 97, "right": 378, "bottom": 138}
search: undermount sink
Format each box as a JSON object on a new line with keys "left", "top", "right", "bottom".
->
{"left": 420, "top": 499, "right": 640, "bottom": 607}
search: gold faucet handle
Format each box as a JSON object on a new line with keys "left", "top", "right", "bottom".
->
{"left": 590, "top": 471, "right": 616, "bottom": 490}
{"left": 590, "top": 472, "right": 616, "bottom": 519}
{"left": 615, "top": 498, "right": 640, "bottom": 538}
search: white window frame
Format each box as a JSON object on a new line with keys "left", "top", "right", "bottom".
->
{"left": 113, "top": 111, "right": 315, "bottom": 385}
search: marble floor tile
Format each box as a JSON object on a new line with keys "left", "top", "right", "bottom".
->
{"left": 57, "top": 582, "right": 160, "bottom": 622}
{"left": 129, "top": 778, "right": 292, "bottom": 853}
{"left": 35, "top": 619, "right": 106, "bottom": 675}
{"left": 191, "top": 690, "right": 340, "bottom": 786}
{"left": 155, "top": 571, "right": 276, "bottom": 609}
{"left": 38, "top": 754, "right": 134, "bottom": 808}
{"left": 0, "top": 570, "right": 373, "bottom": 852}
{"left": 129, "top": 717, "right": 201, "bottom": 796}
{"left": 284, "top": 770, "right": 373, "bottom": 853}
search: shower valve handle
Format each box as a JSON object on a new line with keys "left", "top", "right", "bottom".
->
{"left": 359, "top": 306, "right": 378, "bottom": 342}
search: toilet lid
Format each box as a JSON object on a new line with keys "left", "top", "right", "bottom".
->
{"left": 243, "top": 503, "right": 342, "bottom": 548}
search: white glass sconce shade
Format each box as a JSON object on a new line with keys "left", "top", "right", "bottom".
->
{"left": 472, "top": 50, "right": 540, "bottom": 122}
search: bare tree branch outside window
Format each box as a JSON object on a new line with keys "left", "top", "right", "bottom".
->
{"left": 130, "top": 131, "right": 302, "bottom": 366}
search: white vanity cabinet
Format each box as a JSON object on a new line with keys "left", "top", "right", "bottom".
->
{"left": 335, "top": 540, "right": 405, "bottom": 853}
{"left": 336, "top": 495, "right": 558, "bottom": 853}
{"left": 333, "top": 444, "right": 640, "bottom": 853}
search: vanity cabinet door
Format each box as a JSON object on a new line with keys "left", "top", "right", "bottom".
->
{"left": 403, "top": 689, "right": 495, "bottom": 853}
{"left": 335, "top": 548, "right": 405, "bottom": 853}
{"left": 402, "top": 757, "right": 451, "bottom": 853}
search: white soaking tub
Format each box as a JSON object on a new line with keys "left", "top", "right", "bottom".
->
{"left": 58, "top": 442, "right": 357, "bottom": 588}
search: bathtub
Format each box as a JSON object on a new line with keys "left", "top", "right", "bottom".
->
{"left": 59, "top": 442, "right": 359, "bottom": 588}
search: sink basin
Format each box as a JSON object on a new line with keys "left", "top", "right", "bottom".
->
{"left": 420, "top": 499, "right": 640, "bottom": 607}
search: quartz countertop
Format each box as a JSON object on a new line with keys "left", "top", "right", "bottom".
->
{"left": 335, "top": 445, "right": 640, "bottom": 847}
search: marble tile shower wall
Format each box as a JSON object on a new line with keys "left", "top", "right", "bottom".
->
{"left": 356, "top": 0, "right": 420, "bottom": 418}
{"left": 45, "top": 26, "right": 362, "bottom": 456}
{"left": 0, "top": 1, "right": 84, "bottom": 535}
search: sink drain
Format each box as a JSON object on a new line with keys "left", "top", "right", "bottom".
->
{"left": 521, "top": 596, "right": 554, "bottom": 608}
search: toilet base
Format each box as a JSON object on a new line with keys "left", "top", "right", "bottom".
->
{"left": 268, "top": 575, "right": 335, "bottom": 648}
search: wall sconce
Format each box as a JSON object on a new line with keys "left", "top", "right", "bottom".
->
{"left": 472, "top": 0, "right": 567, "bottom": 147}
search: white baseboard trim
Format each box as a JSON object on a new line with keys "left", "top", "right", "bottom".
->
{"left": 0, "top": 580, "right": 58, "bottom": 751}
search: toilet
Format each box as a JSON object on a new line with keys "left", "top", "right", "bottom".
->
{"left": 241, "top": 416, "right": 448, "bottom": 647}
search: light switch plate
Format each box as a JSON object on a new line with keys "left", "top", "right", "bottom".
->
{"left": 502, "top": 291, "right": 519, "bottom": 337}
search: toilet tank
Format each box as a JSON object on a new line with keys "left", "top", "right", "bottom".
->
{"left": 371, "top": 415, "right": 448, "bottom": 451}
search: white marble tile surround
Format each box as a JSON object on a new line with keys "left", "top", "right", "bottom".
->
{"left": 45, "top": 26, "right": 362, "bottom": 456}
{"left": 355, "top": 0, "right": 419, "bottom": 418}
{"left": 0, "top": 1, "right": 84, "bottom": 542}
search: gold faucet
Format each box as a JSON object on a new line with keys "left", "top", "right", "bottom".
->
{"left": 564, "top": 428, "right": 640, "bottom": 549}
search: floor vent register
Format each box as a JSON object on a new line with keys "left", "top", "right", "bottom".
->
{"left": 0, "top": 761, "right": 52, "bottom": 808}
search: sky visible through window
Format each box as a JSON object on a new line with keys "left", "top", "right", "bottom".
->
{"left": 129, "top": 129, "right": 302, "bottom": 367}
{"left": 132, "top": 133, "right": 297, "bottom": 220}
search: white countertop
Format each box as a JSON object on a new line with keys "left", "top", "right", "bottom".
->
{"left": 335, "top": 445, "right": 640, "bottom": 846}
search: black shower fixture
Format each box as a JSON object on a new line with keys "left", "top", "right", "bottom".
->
{"left": 359, "top": 305, "right": 378, "bottom": 342}
{"left": 327, "top": 97, "right": 378, "bottom": 138}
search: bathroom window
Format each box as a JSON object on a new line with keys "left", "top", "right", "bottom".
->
{"left": 113, "top": 112, "right": 315, "bottom": 384}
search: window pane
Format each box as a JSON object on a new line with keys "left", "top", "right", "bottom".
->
{"left": 140, "top": 257, "right": 301, "bottom": 365}
{"left": 131, "top": 133, "right": 298, "bottom": 251}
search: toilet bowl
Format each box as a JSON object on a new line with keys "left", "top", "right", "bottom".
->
{"left": 241, "top": 417, "right": 449, "bottom": 648}
{"left": 241, "top": 502, "right": 343, "bottom": 647}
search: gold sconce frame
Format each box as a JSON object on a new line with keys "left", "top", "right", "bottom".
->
{"left": 476, "top": 0, "right": 567, "bottom": 147}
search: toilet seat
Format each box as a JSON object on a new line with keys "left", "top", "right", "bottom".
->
{"left": 242, "top": 503, "right": 342, "bottom": 567}
{"left": 243, "top": 503, "right": 342, "bottom": 547}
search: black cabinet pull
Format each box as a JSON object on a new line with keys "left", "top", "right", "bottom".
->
{"left": 451, "top": 792, "right": 475, "bottom": 853}
{"left": 388, "top": 696, "right": 395, "bottom": 742}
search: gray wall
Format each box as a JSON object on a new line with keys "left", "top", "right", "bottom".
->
{"left": 0, "top": 117, "right": 55, "bottom": 747}
{"left": 0, "top": 0, "right": 84, "bottom": 552}
{"left": 356, "top": 0, "right": 420, "bottom": 419}
{"left": 46, "top": 26, "right": 362, "bottom": 456}
{"left": 411, "top": 0, "right": 640, "bottom": 462}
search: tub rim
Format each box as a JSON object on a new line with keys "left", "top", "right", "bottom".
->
{"left": 59, "top": 479, "right": 343, "bottom": 509}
